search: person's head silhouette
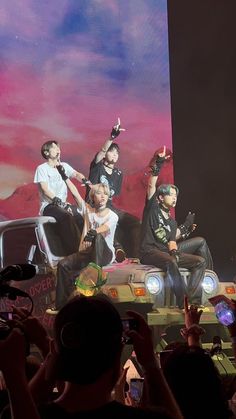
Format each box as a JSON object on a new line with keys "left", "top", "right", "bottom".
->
{"left": 54, "top": 294, "right": 123, "bottom": 386}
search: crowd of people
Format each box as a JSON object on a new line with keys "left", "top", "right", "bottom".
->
{"left": 1, "top": 293, "right": 236, "bottom": 418}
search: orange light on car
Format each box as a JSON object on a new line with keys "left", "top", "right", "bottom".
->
{"left": 134, "top": 288, "right": 146, "bottom": 297}
{"left": 108, "top": 288, "right": 118, "bottom": 298}
{"left": 225, "top": 286, "right": 236, "bottom": 294}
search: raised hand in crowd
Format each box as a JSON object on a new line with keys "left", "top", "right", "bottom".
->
{"left": 0, "top": 328, "right": 40, "bottom": 419}
{"left": 126, "top": 310, "right": 183, "bottom": 419}
{"left": 29, "top": 337, "right": 65, "bottom": 406}
{"left": 180, "top": 295, "right": 205, "bottom": 346}
{"left": 11, "top": 306, "right": 51, "bottom": 358}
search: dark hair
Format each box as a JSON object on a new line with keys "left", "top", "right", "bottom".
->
{"left": 106, "top": 142, "right": 120, "bottom": 154}
{"left": 54, "top": 294, "right": 123, "bottom": 385}
{"left": 41, "top": 140, "right": 59, "bottom": 159}
{"left": 156, "top": 184, "right": 179, "bottom": 198}
{"left": 163, "top": 346, "right": 230, "bottom": 419}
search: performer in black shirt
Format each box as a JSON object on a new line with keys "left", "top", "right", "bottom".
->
{"left": 140, "top": 146, "right": 213, "bottom": 309}
{"left": 86, "top": 118, "right": 141, "bottom": 261}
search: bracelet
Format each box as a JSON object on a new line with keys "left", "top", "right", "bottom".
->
{"left": 180, "top": 324, "right": 205, "bottom": 340}
{"left": 230, "top": 336, "right": 236, "bottom": 343}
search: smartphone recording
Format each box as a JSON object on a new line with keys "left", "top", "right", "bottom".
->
{"left": 130, "top": 378, "right": 144, "bottom": 402}
{"left": 0, "top": 312, "right": 13, "bottom": 321}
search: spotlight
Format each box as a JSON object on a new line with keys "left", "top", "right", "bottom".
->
{"left": 202, "top": 272, "right": 218, "bottom": 295}
{"left": 145, "top": 274, "right": 163, "bottom": 295}
{"left": 201, "top": 270, "right": 219, "bottom": 305}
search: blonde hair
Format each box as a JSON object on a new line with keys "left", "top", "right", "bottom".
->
{"left": 89, "top": 183, "right": 110, "bottom": 204}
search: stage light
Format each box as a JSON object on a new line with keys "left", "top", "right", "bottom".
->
{"left": 145, "top": 274, "right": 163, "bottom": 295}
{"left": 202, "top": 273, "right": 218, "bottom": 295}
{"left": 201, "top": 270, "right": 219, "bottom": 306}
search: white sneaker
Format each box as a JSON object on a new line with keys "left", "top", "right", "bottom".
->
{"left": 46, "top": 307, "right": 58, "bottom": 315}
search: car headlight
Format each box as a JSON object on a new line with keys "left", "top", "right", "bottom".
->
{"left": 145, "top": 274, "right": 163, "bottom": 295}
{"left": 202, "top": 273, "right": 218, "bottom": 294}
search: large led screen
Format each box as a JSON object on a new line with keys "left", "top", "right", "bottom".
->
{"left": 0, "top": 0, "right": 173, "bottom": 220}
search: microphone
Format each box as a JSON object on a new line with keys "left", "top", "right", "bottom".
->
{"left": 0, "top": 264, "right": 36, "bottom": 282}
{"left": 81, "top": 177, "right": 91, "bottom": 187}
{"left": 210, "top": 335, "right": 222, "bottom": 356}
{"left": 0, "top": 285, "right": 29, "bottom": 299}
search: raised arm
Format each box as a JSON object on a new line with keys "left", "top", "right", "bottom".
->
{"left": 146, "top": 146, "right": 169, "bottom": 200}
{"left": 180, "top": 295, "right": 205, "bottom": 347}
{"left": 65, "top": 178, "right": 84, "bottom": 209}
{"left": 126, "top": 310, "right": 183, "bottom": 419}
{"left": 73, "top": 169, "right": 89, "bottom": 183}
{"left": 95, "top": 117, "right": 126, "bottom": 163}
{"left": 0, "top": 329, "right": 40, "bottom": 419}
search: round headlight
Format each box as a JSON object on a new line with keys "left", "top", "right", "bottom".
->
{"left": 202, "top": 274, "right": 217, "bottom": 294}
{"left": 145, "top": 275, "right": 163, "bottom": 295}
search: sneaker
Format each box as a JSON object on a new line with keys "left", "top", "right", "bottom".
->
{"left": 46, "top": 306, "right": 59, "bottom": 315}
{"left": 115, "top": 248, "right": 126, "bottom": 263}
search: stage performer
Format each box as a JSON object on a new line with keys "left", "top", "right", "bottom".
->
{"left": 47, "top": 164, "right": 118, "bottom": 313}
{"left": 85, "top": 118, "right": 141, "bottom": 261}
{"left": 34, "top": 140, "right": 88, "bottom": 255}
{"left": 140, "top": 146, "right": 213, "bottom": 309}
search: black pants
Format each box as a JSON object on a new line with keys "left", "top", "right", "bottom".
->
{"left": 112, "top": 207, "right": 141, "bottom": 258}
{"left": 140, "top": 237, "right": 211, "bottom": 308}
{"left": 55, "top": 234, "right": 112, "bottom": 309}
{"left": 43, "top": 204, "right": 81, "bottom": 256}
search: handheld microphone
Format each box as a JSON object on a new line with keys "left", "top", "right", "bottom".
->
{"left": 0, "top": 264, "right": 36, "bottom": 282}
{"left": 81, "top": 177, "right": 91, "bottom": 186}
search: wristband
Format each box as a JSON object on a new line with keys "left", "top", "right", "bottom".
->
{"left": 180, "top": 324, "right": 205, "bottom": 340}
{"left": 81, "top": 177, "right": 91, "bottom": 186}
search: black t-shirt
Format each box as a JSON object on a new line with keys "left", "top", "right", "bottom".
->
{"left": 39, "top": 400, "right": 173, "bottom": 419}
{"left": 140, "top": 192, "right": 177, "bottom": 256}
{"left": 85, "top": 157, "right": 123, "bottom": 208}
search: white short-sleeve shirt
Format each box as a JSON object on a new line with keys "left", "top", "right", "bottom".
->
{"left": 34, "top": 162, "right": 75, "bottom": 214}
{"left": 77, "top": 201, "right": 118, "bottom": 262}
